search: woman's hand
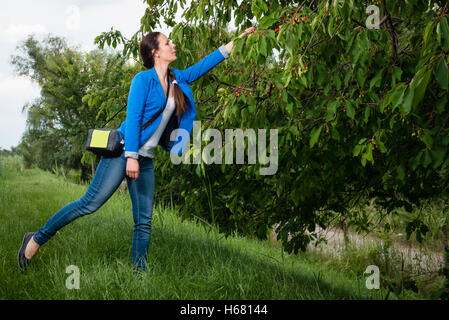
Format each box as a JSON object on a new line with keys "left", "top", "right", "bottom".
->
{"left": 237, "top": 27, "right": 257, "bottom": 39}
{"left": 224, "top": 26, "right": 257, "bottom": 55}
{"left": 126, "top": 157, "right": 140, "bottom": 180}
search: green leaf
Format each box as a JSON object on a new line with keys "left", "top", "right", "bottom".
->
{"left": 258, "top": 15, "right": 278, "bottom": 30}
{"left": 435, "top": 58, "right": 448, "bottom": 90}
{"left": 392, "top": 66, "right": 403, "bottom": 86}
{"left": 390, "top": 82, "right": 407, "bottom": 111}
{"left": 432, "top": 149, "right": 446, "bottom": 169}
{"left": 333, "top": 74, "right": 341, "bottom": 91}
{"left": 260, "top": 36, "right": 268, "bottom": 57}
{"left": 436, "top": 97, "right": 448, "bottom": 114}
{"left": 439, "top": 17, "right": 449, "bottom": 50}
{"left": 324, "top": 82, "right": 332, "bottom": 95}
{"left": 365, "top": 146, "right": 374, "bottom": 164}
{"left": 285, "top": 103, "right": 294, "bottom": 116}
{"left": 411, "top": 67, "right": 431, "bottom": 110}
{"left": 401, "top": 87, "right": 414, "bottom": 113}
{"left": 423, "top": 21, "right": 434, "bottom": 45}
{"left": 344, "top": 71, "right": 351, "bottom": 87}
{"left": 356, "top": 68, "right": 366, "bottom": 87}
{"left": 235, "top": 37, "right": 245, "bottom": 53}
{"left": 330, "top": 127, "right": 340, "bottom": 141}
{"left": 364, "top": 107, "right": 370, "bottom": 123}
{"left": 370, "top": 69, "right": 383, "bottom": 90}
{"left": 285, "top": 27, "right": 297, "bottom": 56}
{"left": 345, "top": 100, "right": 355, "bottom": 119}
{"left": 358, "top": 138, "right": 367, "bottom": 144}
{"left": 353, "top": 145, "right": 362, "bottom": 156}
{"left": 282, "top": 71, "right": 292, "bottom": 87}
{"left": 377, "top": 140, "right": 387, "bottom": 153}
{"left": 361, "top": 152, "right": 367, "bottom": 167}
{"left": 257, "top": 0, "right": 268, "bottom": 13}
{"left": 325, "top": 101, "right": 338, "bottom": 122}
{"left": 420, "top": 129, "right": 433, "bottom": 148}
{"left": 396, "top": 166, "right": 405, "bottom": 181}
{"left": 422, "top": 150, "right": 432, "bottom": 168}
{"left": 251, "top": 0, "right": 261, "bottom": 19}
{"left": 309, "top": 125, "right": 322, "bottom": 148}
{"left": 412, "top": 151, "right": 423, "bottom": 170}
{"left": 327, "top": 15, "right": 335, "bottom": 37}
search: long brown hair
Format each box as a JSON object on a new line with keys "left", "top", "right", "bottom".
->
{"left": 140, "top": 32, "right": 186, "bottom": 116}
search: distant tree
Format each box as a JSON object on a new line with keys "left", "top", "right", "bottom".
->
{"left": 11, "top": 34, "right": 136, "bottom": 180}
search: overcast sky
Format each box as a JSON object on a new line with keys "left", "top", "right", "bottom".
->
{"left": 0, "top": 0, "right": 175, "bottom": 150}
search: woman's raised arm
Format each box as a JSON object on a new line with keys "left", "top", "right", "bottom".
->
{"left": 177, "top": 26, "right": 257, "bottom": 84}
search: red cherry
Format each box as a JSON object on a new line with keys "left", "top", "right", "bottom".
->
{"left": 267, "top": 90, "right": 270, "bottom": 94}
{"left": 245, "top": 94, "right": 247, "bottom": 97}
{"left": 343, "top": 109, "right": 346, "bottom": 113}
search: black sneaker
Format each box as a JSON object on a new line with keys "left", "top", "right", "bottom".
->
{"left": 18, "top": 232, "right": 35, "bottom": 271}
{"left": 132, "top": 265, "right": 146, "bottom": 277}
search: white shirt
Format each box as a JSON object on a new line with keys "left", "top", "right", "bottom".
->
{"left": 138, "top": 97, "right": 176, "bottom": 158}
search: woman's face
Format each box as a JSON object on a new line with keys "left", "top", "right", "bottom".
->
{"left": 153, "top": 34, "right": 177, "bottom": 64}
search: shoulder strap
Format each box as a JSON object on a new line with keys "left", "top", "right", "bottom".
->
{"left": 101, "top": 103, "right": 127, "bottom": 128}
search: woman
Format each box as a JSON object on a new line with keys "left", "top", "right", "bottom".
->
{"left": 18, "top": 26, "right": 257, "bottom": 272}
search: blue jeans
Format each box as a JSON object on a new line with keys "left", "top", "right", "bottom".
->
{"left": 34, "top": 151, "right": 155, "bottom": 270}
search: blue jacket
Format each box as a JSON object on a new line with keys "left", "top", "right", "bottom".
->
{"left": 117, "top": 45, "right": 230, "bottom": 158}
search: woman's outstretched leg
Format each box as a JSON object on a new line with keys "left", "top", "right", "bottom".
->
{"left": 26, "top": 151, "right": 128, "bottom": 258}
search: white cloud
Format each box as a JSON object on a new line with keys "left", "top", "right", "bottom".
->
{"left": 0, "top": 73, "right": 40, "bottom": 149}
{"left": 0, "top": 116, "right": 27, "bottom": 150}
{"left": 0, "top": 0, "right": 150, "bottom": 149}
{"left": 1, "top": 24, "right": 48, "bottom": 44}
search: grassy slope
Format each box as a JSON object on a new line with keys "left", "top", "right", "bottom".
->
{"left": 0, "top": 166, "right": 423, "bottom": 299}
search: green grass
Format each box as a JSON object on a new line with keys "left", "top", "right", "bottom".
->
{"left": 0, "top": 158, "right": 424, "bottom": 299}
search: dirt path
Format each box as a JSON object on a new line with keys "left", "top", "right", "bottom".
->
{"left": 269, "top": 224, "right": 444, "bottom": 272}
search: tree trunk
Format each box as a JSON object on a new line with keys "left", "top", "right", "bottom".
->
{"left": 91, "top": 158, "right": 96, "bottom": 177}
{"left": 441, "top": 221, "right": 449, "bottom": 296}
{"left": 341, "top": 214, "right": 350, "bottom": 251}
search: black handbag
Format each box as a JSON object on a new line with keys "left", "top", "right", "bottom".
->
{"left": 86, "top": 73, "right": 171, "bottom": 157}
